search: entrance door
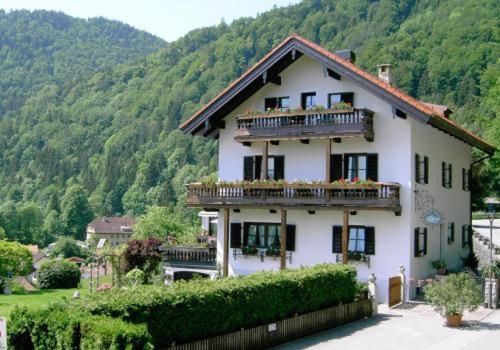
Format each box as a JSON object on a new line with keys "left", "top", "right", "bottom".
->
{"left": 388, "top": 276, "right": 402, "bottom": 307}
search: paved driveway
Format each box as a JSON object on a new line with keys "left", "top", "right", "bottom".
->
{"left": 272, "top": 303, "right": 500, "bottom": 350}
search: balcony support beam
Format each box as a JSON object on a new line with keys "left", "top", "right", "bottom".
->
{"left": 280, "top": 209, "right": 287, "bottom": 270}
{"left": 342, "top": 210, "right": 349, "bottom": 264}
{"left": 262, "top": 141, "right": 269, "bottom": 179}
{"left": 223, "top": 208, "right": 230, "bottom": 277}
{"left": 325, "top": 138, "right": 331, "bottom": 183}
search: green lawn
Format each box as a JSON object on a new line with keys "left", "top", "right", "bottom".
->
{"left": 0, "top": 276, "right": 112, "bottom": 318}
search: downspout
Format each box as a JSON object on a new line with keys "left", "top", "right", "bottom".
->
{"left": 469, "top": 154, "right": 494, "bottom": 255}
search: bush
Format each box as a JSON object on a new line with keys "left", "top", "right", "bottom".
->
{"left": 37, "top": 259, "right": 81, "bottom": 289}
{"left": 72, "top": 264, "right": 358, "bottom": 347}
{"left": 424, "top": 272, "right": 482, "bottom": 317}
{"left": 8, "top": 305, "right": 152, "bottom": 350}
{"left": 10, "top": 280, "right": 29, "bottom": 295}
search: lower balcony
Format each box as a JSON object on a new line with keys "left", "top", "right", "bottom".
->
{"left": 187, "top": 181, "right": 401, "bottom": 214}
{"left": 162, "top": 246, "right": 217, "bottom": 270}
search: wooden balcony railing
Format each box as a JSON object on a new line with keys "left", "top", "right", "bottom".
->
{"left": 163, "top": 246, "right": 217, "bottom": 268}
{"left": 235, "top": 108, "right": 374, "bottom": 142}
{"left": 187, "top": 181, "right": 401, "bottom": 214}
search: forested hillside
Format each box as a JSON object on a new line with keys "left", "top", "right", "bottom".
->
{"left": 0, "top": 10, "right": 165, "bottom": 115}
{"left": 0, "top": 0, "right": 498, "bottom": 246}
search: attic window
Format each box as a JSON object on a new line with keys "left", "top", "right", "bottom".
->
{"left": 328, "top": 93, "right": 354, "bottom": 108}
{"left": 264, "top": 96, "right": 290, "bottom": 111}
{"left": 120, "top": 226, "right": 133, "bottom": 233}
{"left": 301, "top": 92, "right": 316, "bottom": 110}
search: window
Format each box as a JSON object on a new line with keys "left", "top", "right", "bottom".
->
{"left": 301, "top": 92, "right": 316, "bottom": 110}
{"left": 328, "top": 92, "right": 354, "bottom": 108}
{"left": 462, "top": 224, "right": 471, "bottom": 248}
{"left": 241, "top": 223, "right": 295, "bottom": 251}
{"left": 442, "top": 162, "right": 452, "bottom": 188}
{"left": 348, "top": 226, "right": 365, "bottom": 253}
{"left": 243, "top": 155, "right": 284, "bottom": 180}
{"left": 332, "top": 226, "right": 375, "bottom": 255}
{"left": 264, "top": 96, "right": 290, "bottom": 111}
{"left": 462, "top": 168, "right": 470, "bottom": 191}
{"left": 330, "top": 154, "right": 378, "bottom": 182}
{"left": 447, "top": 222, "right": 455, "bottom": 244}
{"left": 415, "top": 154, "right": 429, "bottom": 184}
{"left": 414, "top": 227, "right": 427, "bottom": 257}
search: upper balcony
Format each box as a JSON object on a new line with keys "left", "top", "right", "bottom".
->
{"left": 234, "top": 108, "right": 374, "bottom": 143}
{"left": 186, "top": 180, "right": 401, "bottom": 215}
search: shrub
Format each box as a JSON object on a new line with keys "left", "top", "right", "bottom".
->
{"left": 424, "top": 272, "right": 482, "bottom": 317}
{"left": 8, "top": 305, "right": 152, "bottom": 350}
{"left": 72, "top": 264, "right": 358, "bottom": 347}
{"left": 123, "top": 237, "right": 163, "bottom": 283}
{"left": 37, "top": 259, "right": 81, "bottom": 289}
{"left": 10, "top": 280, "right": 29, "bottom": 295}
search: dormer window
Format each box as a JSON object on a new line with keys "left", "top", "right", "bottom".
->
{"left": 301, "top": 92, "right": 316, "bottom": 110}
{"left": 328, "top": 92, "right": 354, "bottom": 108}
{"left": 264, "top": 96, "right": 290, "bottom": 111}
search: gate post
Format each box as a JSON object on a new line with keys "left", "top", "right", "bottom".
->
{"left": 399, "top": 265, "right": 406, "bottom": 303}
{"left": 368, "top": 273, "right": 378, "bottom": 315}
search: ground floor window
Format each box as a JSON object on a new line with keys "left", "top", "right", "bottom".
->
{"left": 332, "top": 225, "right": 375, "bottom": 255}
{"left": 244, "top": 223, "right": 281, "bottom": 248}
{"left": 348, "top": 226, "right": 365, "bottom": 253}
{"left": 414, "top": 227, "right": 427, "bottom": 257}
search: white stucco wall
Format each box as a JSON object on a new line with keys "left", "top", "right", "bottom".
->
{"left": 409, "top": 116, "right": 472, "bottom": 279}
{"left": 213, "top": 55, "right": 472, "bottom": 302}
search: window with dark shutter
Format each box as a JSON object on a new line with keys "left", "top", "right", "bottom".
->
{"left": 462, "top": 224, "right": 470, "bottom": 248}
{"left": 415, "top": 227, "right": 427, "bottom": 257}
{"left": 415, "top": 154, "right": 429, "bottom": 184}
{"left": 328, "top": 92, "right": 354, "bottom": 108}
{"left": 274, "top": 156, "right": 285, "bottom": 180}
{"left": 243, "top": 157, "right": 254, "bottom": 181}
{"left": 448, "top": 222, "right": 455, "bottom": 243}
{"left": 301, "top": 92, "right": 316, "bottom": 110}
{"left": 265, "top": 96, "right": 290, "bottom": 111}
{"left": 366, "top": 154, "right": 378, "bottom": 182}
{"left": 424, "top": 156, "right": 429, "bottom": 184}
{"left": 415, "top": 154, "right": 420, "bottom": 183}
{"left": 330, "top": 154, "right": 343, "bottom": 181}
{"left": 332, "top": 226, "right": 342, "bottom": 253}
{"left": 442, "top": 162, "right": 446, "bottom": 187}
{"left": 442, "top": 162, "right": 452, "bottom": 188}
{"left": 286, "top": 225, "right": 296, "bottom": 251}
{"left": 230, "top": 223, "right": 242, "bottom": 248}
{"left": 462, "top": 168, "right": 470, "bottom": 191}
{"left": 365, "top": 227, "right": 375, "bottom": 255}
{"left": 255, "top": 156, "right": 262, "bottom": 179}
{"left": 448, "top": 164, "right": 452, "bottom": 188}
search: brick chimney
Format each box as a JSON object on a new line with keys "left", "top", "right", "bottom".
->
{"left": 377, "top": 64, "right": 392, "bottom": 84}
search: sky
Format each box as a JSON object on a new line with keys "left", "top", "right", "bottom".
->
{"left": 1, "top": 0, "right": 302, "bottom": 41}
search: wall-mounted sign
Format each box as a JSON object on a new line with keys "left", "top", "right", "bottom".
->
{"left": 422, "top": 210, "right": 444, "bottom": 226}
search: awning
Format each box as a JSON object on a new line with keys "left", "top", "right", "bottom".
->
{"left": 198, "top": 211, "right": 219, "bottom": 218}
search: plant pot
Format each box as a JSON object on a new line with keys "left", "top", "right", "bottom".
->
{"left": 446, "top": 314, "right": 462, "bottom": 327}
{"left": 436, "top": 268, "right": 448, "bottom": 276}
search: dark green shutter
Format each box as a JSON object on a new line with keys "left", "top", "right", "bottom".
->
{"left": 332, "top": 226, "right": 342, "bottom": 253}
{"left": 442, "top": 162, "right": 446, "bottom": 187}
{"left": 415, "top": 154, "right": 420, "bottom": 183}
{"left": 254, "top": 156, "right": 262, "bottom": 179}
{"left": 330, "top": 154, "right": 343, "bottom": 181}
{"left": 414, "top": 228, "right": 419, "bottom": 257}
{"left": 450, "top": 222, "right": 455, "bottom": 241}
{"left": 365, "top": 227, "right": 375, "bottom": 255}
{"left": 274, "top": 156, "right": 285, "bottom": 180}
{"left": 462, "top": 225, "right": 466, "bottom": 248}
{"left": 424, "top": 156, "right": 429, "bottom": 184}
{"left": 286, "top": 224, "right": 296, "bottom": 251}
{"left": 423, "top": 228, "right": 428, "bottom": 255}
{"left": 367, "top": 154, "right": 378, "bottom": 182}
{"left": 230, "top": 223, "right": 242, "bottom": 248}
{"left": 243, "top": 223, "right": 249, "bottom": 246}
{"left": 244, "top": 157, "right": 253, "bottom": 181}
{"left": 448, "top": 164, "right": 452, "bottom": 188}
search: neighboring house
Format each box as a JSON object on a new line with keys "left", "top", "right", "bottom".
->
{"left": 25, "top": 245, "right": 48, "bottom": 283}
{"left": 67, "top": 256, "right": 86, "bottom": 267}
{"left": 180, "top": 34, "right": 496, "bottom": 302}
{"left": 86, "top": 217, "right": 135, "bottom": 247}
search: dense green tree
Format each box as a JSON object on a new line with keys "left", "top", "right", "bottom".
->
{"left": 0, "top": 241, "right": 33, "bottom": 278}
{"left": 51, "top": 236, "right": 89, "bottom": 258}
{"left": 61, "top": 185, "right": 94, "bottom": 239}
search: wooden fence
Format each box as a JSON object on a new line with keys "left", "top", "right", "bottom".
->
{"left": 164, "top": 299, "right": 372, "bottom": 350}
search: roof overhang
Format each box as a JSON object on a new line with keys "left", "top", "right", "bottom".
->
{"left": 179, "top": 34, "right": 496, "bottom": 155}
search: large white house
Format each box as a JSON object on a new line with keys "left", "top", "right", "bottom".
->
{"left": 180, "top": 34, "right": 495, "bottom": 302}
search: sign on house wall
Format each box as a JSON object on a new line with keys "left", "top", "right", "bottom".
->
{"left": 0, "top": 316, "right": 6, "bottom": 350}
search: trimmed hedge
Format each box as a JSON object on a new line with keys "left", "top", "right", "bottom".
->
{"left": 8, "top": 305, "right": 152, "bottom": 350}
{"left": 72, "top": 264, "right": 357, "bottom": 347}
{"left": 37, "top": 259, "right": 81, "bottom": 289}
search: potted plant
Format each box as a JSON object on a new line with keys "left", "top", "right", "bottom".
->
{"left": 424, "top": 272, "right": 482, "bottom": 327}
{"left": 431, "top": 259, "right": 448, "bottom": 275}
{"left": 241, "top": 245, "right": 258, "bottom": 256}
{"left": 265, "top": 246, "right": 280, "bottom": 257}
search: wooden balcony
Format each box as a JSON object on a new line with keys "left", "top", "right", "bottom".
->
{"left": 187, "top": 181, "right": 401, "bottom": 214}
{"left": 162, "top": 246, "right": 217, "bottom": 269}
{"left": 235, "top": 108, "right": 374, "bottom": 142}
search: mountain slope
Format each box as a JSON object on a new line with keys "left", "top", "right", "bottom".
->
{"left": 0, "top": 0, "right": 498, "bottom": 245}
{"left": 0, "top": 9, "right": 165, "bottom": 115}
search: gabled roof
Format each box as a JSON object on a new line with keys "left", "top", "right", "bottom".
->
{"left": 87, "top": 216, "right": 135, "bottom": 234}
{"left": 180, "top": 34, "right": 495, "bottom": 155}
